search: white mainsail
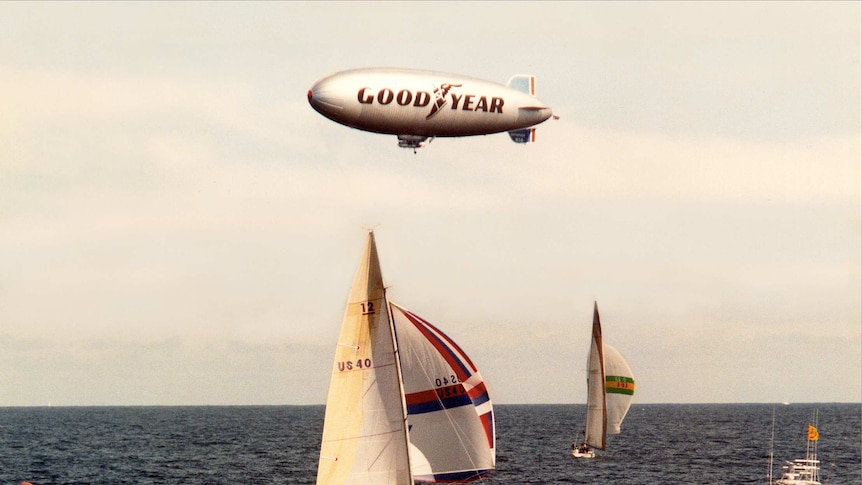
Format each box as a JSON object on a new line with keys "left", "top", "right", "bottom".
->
{"left": 317, "top": 232, "right": 495, "bottom": 484}
{"left": 316, "top": 232, "right": 412, "bottom": 485}
{"left": 581, "top": 302, "right": 635, "bottom": 452}
{"left": 583, "top": 302, "right": 607, "bottom": 450}
{"left": 391, "top": 303, "right": 495, "bottom": 482}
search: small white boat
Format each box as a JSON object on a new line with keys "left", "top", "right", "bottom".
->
{"left": 316, "top": 231, "right": 495, "bottom": 484}
{"left": 775, "top": 457, "right": 821, "bottom": 485}
{"left": 771, "top": 411, "right": 822, "bottom": 485}
{"left": 571, "top": 441, "right": 596, "bottom": 459}
{"left": 572, "top": 302, "right": 635, "bottom": 458}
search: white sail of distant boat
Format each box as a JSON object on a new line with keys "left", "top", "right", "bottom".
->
{"left": 572, "top": 302, "right": 635, "bottom": 458}
{"left": 316, "top": 231, "right": 495, "bottom": 484}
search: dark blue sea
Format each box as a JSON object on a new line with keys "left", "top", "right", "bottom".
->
{"left": 1, "top": 403, "right": 859, "bottom": 484}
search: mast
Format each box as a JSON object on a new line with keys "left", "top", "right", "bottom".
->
{"left": 768, "top": 407, "right": 775, "bottom": 484}
{"left": 384, "top": 286, "right": 414, "bottom": 482}
{"left": 808, "top": 409, "right": 819, "bottom": 483}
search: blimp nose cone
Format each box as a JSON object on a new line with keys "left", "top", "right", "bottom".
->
{"left": 307, "top": 80, "right": 345, "bottom": 116}
{"left": 308, "top": 76, "right": 364, "bottom": 128}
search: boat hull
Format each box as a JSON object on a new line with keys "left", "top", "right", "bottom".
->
{"left": 571, "top": 449, "right": 596, "bottom": 459}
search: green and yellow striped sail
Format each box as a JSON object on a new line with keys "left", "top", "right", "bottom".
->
{"left": 606, "top": 375, "right": 635, "bottom": 395}
{"left": 602, "top": 343, "right": 635, "bottom": 435}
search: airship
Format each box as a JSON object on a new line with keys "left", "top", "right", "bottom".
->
{"left": 307, "top": 68, "right": 555, "bottom": 151}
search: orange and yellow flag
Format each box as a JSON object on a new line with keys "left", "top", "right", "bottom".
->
{"left": 807, "top": 425, "right": 819, "bottom": 441}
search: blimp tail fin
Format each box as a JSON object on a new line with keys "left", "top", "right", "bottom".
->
{"left": 507, "top": 74, "right": 536, "bottom": 96}
{"left": 508, "top": 128, "right": 536, "bottom": 144}
{"left": 508, "top": 75, "right": 544, "bottom": 143}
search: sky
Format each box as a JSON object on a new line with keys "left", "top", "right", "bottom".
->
{"left": 1, "top": 2, "right": 860, "bottom": 406}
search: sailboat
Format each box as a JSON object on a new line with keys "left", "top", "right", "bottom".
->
{"left": 572, "top": 302, "right": 635, "bottom": 458}
{"left": 772, "top": 411, "right": 822, "bottom": 485}
{"left": 316, "top": 231, "right": 495, "bottom": 484}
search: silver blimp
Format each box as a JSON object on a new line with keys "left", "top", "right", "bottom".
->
{"left": 308, "top": 68, "right": 556, "bottom": 151}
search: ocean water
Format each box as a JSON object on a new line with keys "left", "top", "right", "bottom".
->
{"left": 0, "top": 403, "right": 858, "bottom": 484}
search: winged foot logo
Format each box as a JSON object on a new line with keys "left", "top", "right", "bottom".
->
{"left": 356, "top": 83, "right": 505, "bottom": 120}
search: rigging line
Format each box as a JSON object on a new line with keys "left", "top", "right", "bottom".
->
{"left": 323, "top": 429, "right": 404, "bottom": 443}
{"left": 767, "top": 407, "right": 775, "bottom": 484}
{"left": 324, "top": 429, "right": 408, "bottom": 443}
{"left": 359, "top": 365, "right": 391, "bottom": 400}
{"left": 367, "top": 431, "right": 403, "bottom": 471}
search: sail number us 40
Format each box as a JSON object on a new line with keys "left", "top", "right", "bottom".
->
{"left": 337, "top": 358, "right": 372, "bottom": 372}
{"left": 435, "top": 383, "right": 465, "bottom": 400}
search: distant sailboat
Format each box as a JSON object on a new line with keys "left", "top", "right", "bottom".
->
{"left": 772, "top": 411, "right": 822, "bottom": 485}
{"left": 316, "top": 231, "right": 495, "bottom": 484}
{"left": 572, "top": 302, "right": 635, "bottom": 458}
